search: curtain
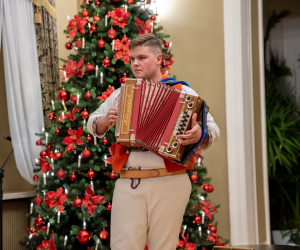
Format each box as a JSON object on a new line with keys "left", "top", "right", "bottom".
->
{"left": 0, "top": 0, "right": 44, "bottom": 185}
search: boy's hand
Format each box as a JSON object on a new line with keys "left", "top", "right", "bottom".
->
{"left": 177, "top": 113, "right": 202, "bottom": 145}
{"left": 104, "top": 108, "right": 118, "bottom": 127}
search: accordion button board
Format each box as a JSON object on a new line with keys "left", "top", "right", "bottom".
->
{"left": 115, "top": 78, "right": 203, "bottom": 164}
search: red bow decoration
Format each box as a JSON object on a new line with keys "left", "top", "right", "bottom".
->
{"left": 108, "top": 8, "right": 130, "bottom": 28}
{"left": 113, "top": 39, "right": 130, "bottom": 64}
{"left": 37, "top": 232, "right": 56, "bottom": 250}
{"left": 97, "top": 85, "right": 115, "bottom": 101}
{"left": 135, "top": 17, "right": 152, "bottom": 35}
{"left": 59, "top": 56, "right": 84, "bottom": 79}
{"left": 67, "top": 15, "right": 87, "bottom": 38}
{"left": 59, "top": 107, "right": 82, "bottom": 122}
{"left": 39, "top": 158, "right": 53, "bottom": 174}
{"left": 82, "top": 185, "right": 106, "bottom": 215}
{"left": 177, "top": 234, "right": 196, "bottom": 250}
{"left": 62, "top": 127, "right": 84, "bottom": 152}
{"left": 45, "top": 187, "right": 67, "bottom": 212}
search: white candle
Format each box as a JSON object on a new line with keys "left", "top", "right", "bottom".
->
{"left": 90, "top": 180, "right": 94, "bottom": 192}
{"left": 105, "top": 15, "right": 108, "bottom": 26}
{"left": 51, "top": 172, "right": 54, "bottom": 176}
{"left": 67, "top": 15, "right": 69, "bottom": 20}
{"left": 45, "top": 132, "right": 48, "bottom": 145}
{"left": 151, "top": 22, "right": 153, "bottom": 33}
{"left": 83, "top": 221, "right": 86, "bottom": 230}
{"left": 83, "top": 119, "right": 86, "bottom": 129}
{"left": 65, "top": 189, "right": 68, "bottom": 194}
{"left": 47, "top": 222, "right": 50, "bottom": 235}
{"left": 112, "top": 40, "right": 115, "bottom": 51}
{"left": 100, "top": 72, "right": 103, "bottom": 84}
{"left": 207, "top": 229, "right": 211, "bottom": 235}
{"left": 82, "top": 38, "right": 85, "bottom": 49}
{"left": 55, "top": 149, "right": 58, "bottom": 153}
{"left": 198, "top": 157, "right": 201, "bottom": 166}
{"left": 64, "top": 235, "right": 68, "bottom": 246}
{"left": 57, "top": 212, "right": 61, "bottom": 224}
{"left": 88, "top": 23, "right": 91, "bottom": 34}
{"left": 198, "top": 226, "right": 202, "bottom": 236}
{"left": 64, "top": 71, "right": 68, "bottom": 83}
{"left": 51, "top": 100, "right": 55, "bottom": 111}
{"left": 182, "top": 225, "right": 187, "bottom": 235}
{"left": 43, "top": 192, "right": 46, "bottom": 202}
{"left": 78, "top": 155, "right": 82, "bottom": 168}
{"left": 35, "top": 158, "right": 39, "bottom": 163}
{"left": 95, "top": 65, "right": 99, "bottom": 77}
{"left": 30, "top": 203, "right": 33, "bottom": 214}
{"left": 46, "top": 171, "right": 49, "bottom": 176}
{"left": 76, "top": 94, "right": 80, "bottom": 105}
{"left": 201, "top": 211, "right": 205, "bottom": 224}
{"left": 125, "top": 4, "right": 128, "bottom": 13}
{"left": 62, "top": 101, "right": 67, "bottom": 112}
{"left": 94, "top": 136, "right": 97, "bottom": 145}
{"left": 43, "top": 173, "right": 46, "bottom": 185}
{"left": 95, "top": 239, "right": 99, "bottom": 250}
{"left": 104, "top": 155, "right": 107, "bottom": 167}
{"left": 42, "top": 127, "right": 45, "bottom": 132}
{"left": 62, "top": 111, "right": 64, "bottom": 122}
{"left": 167, "top": 42, "right": 172, "bottom": 53}
{"left": 75, "top": 47, "right": 78, "bottom": 54}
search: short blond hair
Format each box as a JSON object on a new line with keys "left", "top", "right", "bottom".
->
{"left": 129, "top": 34, "right": 162, "bottom": 55}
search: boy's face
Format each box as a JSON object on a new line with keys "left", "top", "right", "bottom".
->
{"left": 129, "top": 45, "right": 162, "bottom": 80}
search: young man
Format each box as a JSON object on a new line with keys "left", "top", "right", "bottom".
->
{"left": 87, "top": 34, "right": 219, "bottom": 250}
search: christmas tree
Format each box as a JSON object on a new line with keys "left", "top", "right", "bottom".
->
{"left": 23, "top": 0, "right": 227, "bottom": 249}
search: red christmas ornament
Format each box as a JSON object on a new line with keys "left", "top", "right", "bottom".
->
{"left": 85, "top": 91, "right": 92, "bottom": 99}
{"left": 102, "top": 138, "right": 108, "bottom": 145}
{"left": 206, "top": 184, "right": 214, "bottom": 193}
{"left": 164, "top": 42, "right": 170, "bottom": 48}
{"left": 109, "top": 172, "right": 116, "bottom": 179}
{"left": 77, "top": 230, "right": 90, "bottom": 244}
{"left": 190, "top": 172, "right": 198, "bottom": 183}
{"left": 40, "top": 150, "right": 47, "bottom": 159}
{"left": 203, "top": 185, "right": 209, "bottom": 192}
{"left": 210, "top": 226, "right": 217, "bottom": 234}
{"left": 48, "top": 113, "right": 56, "bottom": 120}
{"left": 87, "top": 170, "right": 95, "bottom": 179}
{"left": 162, "top": 61, "right": 168, "bottom": 68}
{"left": 127, "top": 0, "right": 134, "bottom": 3}
{"left": 46, "top": 144, "right": 52, "bottom": 151}
{"left": 33, "top": 175, "right": 38, "bottom": 181}
{"left": 55, "top": 152, "right": 62, "bottom": 160}
{"left": 95, "top": 1, "right": 101, "bottom": 6}
{"left": 70, "top": 173, "right": 76, "bottom": 181}
{"left": 35, "top": 216, "right": 44, "bottom": 226}
{"left": 97, "top": 39, "right": 105, "bottom": 48}
{"left": 82, "top": 149, "right": 91, "bottom": 158}
{"left": 74, "top": 198, "right": 82, "bottom": 207}
{"left": 34, "top": 196, "right": 43, "bottom": 206}
{"left": 58, "top": 89, "right": 70, "bottom": 102}
{"left": 102, "top": 57, "right": 111, "bottom": 67}
{"left": 86, "top": 135, "right": 92, "bottom": 142}
{"left": 56, "top": 169, "right": 66, "bottom": 180}
{"left": 70, "top": 147, "right": 75, "bottom": 153}
{"left": 75, "top": 40, "right": 83, "bottom": 48}
{"left": 36, "top": 140, "right": 42, "bottom": 146}
{"left": 70, "top": 95, "right": 78, "bottom": 104}
{"left": 65, "top": 42, "right": 73, "bottom": 50}
{"left": 90, "top": 24, "right": 96, "bottom": 33}
{"left": 55, "top": 128, "right": 60, "bottom": 135}
{"left": 107, "top": 28, "right": 116, "bottom": 39}
{"left": 119, "top": 74, "right": 128, "bottom": 84}
{"left": 85, "top": 64, "right": 94, "bottom": 72}
{"left": 194, "top": 215, "right": 201, "bottom": 224}
{"left": 207, "top": 223, "right": 212, "bottom": 229}
{"left": 99, "top": 230, "right": 109, "bottom": 240}
{"left": 151, "top": 15, "right": 156, "bottom": 21}
{"left": 107, "top": 204, "right": 112, "bottom": 210}
{"left": 93, "top": 15, "right": 101, "bottom": 24}
{"left": 81, "top": 110, "right": 89, "bottom": 119}
{"left": 81, "top": 10, "right": 89, "bottom": 18}
{"left": 122, "top": 35, "right": 128, "bottom": 43}
{"left": 146, "top": 0, "right": 151, "bottom": 3}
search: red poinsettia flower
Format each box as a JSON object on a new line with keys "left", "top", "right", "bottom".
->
{"left": 165, "top": 51, "right": 174, "bottom": 66}
{"left": 62, "top": 127, "right": 84, "bottom": 152}
{"left": 135, "top": 17, "right": 152, "bottom": 35}
{"left": 82, "top": 185, "right": 106, "bottom": 215}
{"left": 103, "top": 156, "right": 113, "bottom": 165}
{"left": 67, "top": 15, "right": 86, "bottom": 38}
{"left": 45, "top": 187, "right": 67, "bottom": 212}
{"left": 39, "top": 158, "right": 53, "bottom": 174}
{"left": 177, "top": 234, "right": 196, "bottom": 250}
{"left": 97, "top": 86, "right": 115, "bottom": 101}
{"left": 113, "top": 39, "right": 130, "bottom": 64}
{"left": 108, "top": 8, "right": 130, "bottom": 28}
{"left": 28, "top": 225, "right": 47, "bottom": 235}
{"left": 59, "top": 107, "right": 82, "bottom": 122}
{"left": 37, "top": 233, "right": 56, "bottom": 250}
{"left": 59, "top": 56, "right": 84, "bottom": 79}
{"left": 215, "top": 236, "right": 226, "bottom": 246}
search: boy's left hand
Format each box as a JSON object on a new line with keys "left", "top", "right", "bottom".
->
{"left": 177, "top": 113, "right": 202, "bottom": 145}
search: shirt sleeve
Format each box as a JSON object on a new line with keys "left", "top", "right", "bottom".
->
{"left": 87, "top": 88, "right": 120, "bottom": 138}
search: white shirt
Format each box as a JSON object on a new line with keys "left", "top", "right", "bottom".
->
{"left": 87, "top": 85, "right": 220, "bottom": 170}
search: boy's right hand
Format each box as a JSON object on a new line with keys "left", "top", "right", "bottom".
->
{"left": 104, "top": 108, "right": 118, "bottom": 127}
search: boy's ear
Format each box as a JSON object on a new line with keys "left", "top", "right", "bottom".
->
{"left": 157, "top": 54, "right": 162, "bottom": 65}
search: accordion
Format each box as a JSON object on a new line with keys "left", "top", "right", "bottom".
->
{"left": 115, "top": 78, "right": 209, "bottom": 166}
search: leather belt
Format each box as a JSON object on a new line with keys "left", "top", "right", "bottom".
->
{"left": 119, "top": 168, "right": 186, "bottom": 179}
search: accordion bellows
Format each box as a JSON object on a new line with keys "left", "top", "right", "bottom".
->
{"left": 115, "top": 78, "right": 208, "bottom": 166}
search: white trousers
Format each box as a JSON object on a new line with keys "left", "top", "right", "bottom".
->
{"left": 110, "top": 172, "right": 192, "bottom": 250}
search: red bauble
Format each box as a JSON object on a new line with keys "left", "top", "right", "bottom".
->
{"left": 102, "top": 58, "right": 111, "bottom": 67}
{"left": 81, "top": 110, "right": 89, "bottom": 119}
{"left": 102, "top": 138, "right": 108, "bottom": 145}
{"left": 119, "top": 74, "right": 128, "bottom": 84}
{"left": 55, "top": 152, "right": 62, "bottom": 160}
{"left": 206, "top": 184, "right": 214, "bottom": 193}
{"left": 210, "top": 226, "right": 217, "bottom": 234}
{"left": 70, "top": 95, "right": 78, "bottom": 104}
{"left": 162, "top": 61, "right": 168, "bottom": 68}
{"left": 107, "top": 28, "right": 116, "bottom": 39}
{"left": 55, "top": 128, "right": 60, "bottom": 135}
{"left": 109, "top": 172, "right": 116, "bottom": 179}
{"left": 93, "top": 15, "right": 101, "bottom": 24}
{"left": 97, "top": 39, "right": 105, "bottom": 48}
{"left": 87, "top": 170, "right": 95, "bottom": 179}
{"left": 77, "top": 230, "right": 90, "bottom": 244}
{"left": 46, "top": 144, "right": 52, "bottom": 151}
{"left": 107, "top": 204, "right": 112, "bottom": 210}
{"left": 207, "top": 223, "right": 212, "bottom": 229}
{"left": 127, "top": 0, "right": 134, "bottom": 3}
{"left": 81, "top": 10, "right": 89, "bottom": 18}
{"left": 194, "top": 216, "right": 201, "bottom": 224}
{"left": 164, "top": 42, "right": 170, "bottom": 48}
{"left": 36, "top": 140, "right": 42, "bottom": 146}
{"left": 35, "top": 216, "right": 44, "bottom": 226}
{"left": 40, "top": 150, "right": 47, "bottom": 159}
{"left": 34, "top": 196, "right": 43, "bottom": 206}
{"left": 56, "top": 169, "right": 66, "bottom": 180}
{"left": 65, "top": 42, "right": 73, "bottom": 50}
{"left": 86, "top": 135, "right": 92, "bottom": 142}
{"left": 58, "top": 89, "right": 70, "bottom": 102}
{"left": 74, "top": 198, "right": 82, "bottom": 207}
{"left": 75, "top": 40, "right": 83, "bottom": 48}
{"left": 122, "top": 35, "right": 128, "bottom": 43}
{"left": 99, "top": 230, "right": 109, "bottom": 240}
{"left": 151, "top": 15, "right": 156, "bottom": 21}
{"left": 48, "top": 113, "right": 56, "bottom": 120}
{"left": 85, "top": 91, "right": 92, "bottom": 99}
{"left": 190, "top": 172, "right": 198, "bottom": 183}
{"left": 82, "top": 149, "right": 91, "bottom": 158}
{"left": 146, "top": 0, "right": 151, "bottom": 3}
{"left": 33, "top": 175, "right": 38, "bottom": 181}
{"left": 90, "top": 24, "right": 96, "bottom": 33}
{"left": 85, "top": 64, "right": 94, "bottom": 72}
{"left": 203, "top": 185, "right": 209, "bottom": 192}
{"left": 70, "top": 173, "right": 76, "bottom": 181}
{"left": 95, "top": 0, "right": 101, "bottom": 6}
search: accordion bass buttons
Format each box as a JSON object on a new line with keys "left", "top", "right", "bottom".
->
{"left": 172, "top": 141, "right": 179, "bottom": 149}
{"left": 166, "top": 146, "right": 173, "bottom": 153}
{"left": 185, "top": 95, "right": 192, "bottom": 102}
{"left": 187, "top": 102, "right": 194, "bottom": 109}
